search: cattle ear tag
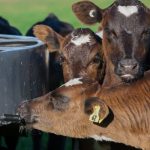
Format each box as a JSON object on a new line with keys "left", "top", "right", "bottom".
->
{"left": 89, "top": 105, "right": 104, "bottom": 124}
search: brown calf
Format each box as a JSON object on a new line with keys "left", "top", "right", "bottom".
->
{"left": 17, "top": 70, "right": 150, "bottom": 150}
{"left": 33, "top": 25, "right": 105, "bottom": 83}
{"left": 72, "top": 0, "right": 150, "bottom": 86}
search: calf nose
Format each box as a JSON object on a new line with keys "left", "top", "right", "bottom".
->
{"left": 118, "top": 59, "right": 139, "bottom": 73}
{"left": 17, "top": 101, "right": 35, "bottom": 124}
{"left": 17, "top": 101, "right": 29, "bottom": 118}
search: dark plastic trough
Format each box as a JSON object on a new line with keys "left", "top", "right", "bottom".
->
{"left": 0, "top": 34, "right": 49, "bottom": 122}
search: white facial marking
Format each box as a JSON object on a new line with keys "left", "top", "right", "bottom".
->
{"left": 71, "top": 34, "right": 91, "bottom": 46}
{"left": 96, "top": 31, "right": 103, "bottom": 39}
{"left": 118, "top": 6, "right": 138, "bottom": 17}
{"left": 91, "top": 135, "right": 115, "bottom": 142}
{"left": 63, "top": 78, "right": 83, "bottom": 87}
{"left": 89, "top": 9, "right": 96, "bottom": 18}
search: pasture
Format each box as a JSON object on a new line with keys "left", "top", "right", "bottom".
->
{"left": 0, "top": 0, "right": 150, "bottom": 150}
{"left": 1, "top": 0, "right": 150, "bottom": 34}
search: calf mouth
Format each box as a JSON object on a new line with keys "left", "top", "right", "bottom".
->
{"left": 120, "top": 74, "right": 136, "bottom": 83}
{"left": 115, "top": 64, "right": 144, "bottom": 83}
{"left": 119, "top": 71, "right": 143, "bottom": 83}
{"left": 16, "top": 101, "right": 39, "bottom": 126}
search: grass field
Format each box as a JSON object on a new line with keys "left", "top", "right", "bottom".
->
{"left": 1, "top": 0, "right": 150, "bottom": 34}
{"left": 1, "top": 0, "right": 150, "bottom": 149}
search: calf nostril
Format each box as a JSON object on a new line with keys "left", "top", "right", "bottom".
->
{"left": 132, "top": 63, "right": 138, "bottom": 70}
{"left": 119, "top": 63, "right": 125, "bottom": 69}
{"left": 120, "top": 64, "right": 138, "bottom": 70}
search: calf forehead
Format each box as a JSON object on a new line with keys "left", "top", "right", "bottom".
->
{"left": 64, "top": 45, "right": 93, "bottom": 64}
{"left": 104, "top": 3, "right": 150, "bottom": 32}
{"left": 62, "top": 28, "right": 100, "bottom": 63}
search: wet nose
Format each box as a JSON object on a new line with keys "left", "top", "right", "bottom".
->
{"left": 17, "top": 101, "right": 29, "bottom": 118}
{"left": 17, "top": 101, "right": 34, "bottom": 123}
{"left": 118, "top": 59, "right": 139, "bottom": 73}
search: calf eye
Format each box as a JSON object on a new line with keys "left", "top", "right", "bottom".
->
{"left": 92, "top": 54, "right": 103, "bottom": 64}
{"left": 59, "top": 56, "right": 65, "bottom": 64}
{"left": 104, "top": 28, "right": 118, "bottom": 41}
{"left": 104, "top": 28, "right": 111, "bottom": 35}
{"left": 56, "top": 54, "right": 65, "bottom": 65}
{"left": 142, "top": 29, "right": 150, "bottom": 40}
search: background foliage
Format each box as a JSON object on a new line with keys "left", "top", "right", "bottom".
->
{"left": 1, "top": 0, "right": 150, "bottom": 34}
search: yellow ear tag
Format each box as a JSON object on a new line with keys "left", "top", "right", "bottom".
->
{"left": 89, "top": 105, "right": 102, "bottom": 124}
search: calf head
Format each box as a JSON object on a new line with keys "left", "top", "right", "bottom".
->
{"left": 34, "top": 25, "right": 105, "bottom": 83}
{"left": 73, "top": 0, "right": 150, "bottom": 82}
{"left": 0, "top": 16, "right": 22, "bottom": 35}
{"left": 26, "top": 13, "right": 74, "bottom": 37}
{"left": 17, "top": 78, "right": 110, "bottom": 137}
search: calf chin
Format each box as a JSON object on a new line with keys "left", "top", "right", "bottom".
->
{"left": 120, "top": 73, "right": 143, "bottom": 83}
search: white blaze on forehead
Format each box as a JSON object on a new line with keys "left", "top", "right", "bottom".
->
{"left": 89, "top": 9, "right": 96, "bottom": 18}
{"left": 96, "top": 31, "right": 103, "bottom": 39}
{"left": 63, "top": 78, "right": 83, "bottom": 87}
{"left": 91, "top": 135, "right": 115, "bottom": 142}
{"left": 118, "top": 6, "right": 138, "bottom": 17}
{"left": 71, "top": 34, "right": 91, "bottom": 46}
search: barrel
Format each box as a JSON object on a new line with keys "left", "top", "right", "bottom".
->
{"left": 0, "top": 34, "right": 49, "bottom": 118}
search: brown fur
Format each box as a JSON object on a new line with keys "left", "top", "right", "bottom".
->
{"left": 17, "top": 71, "right": 150, "bottom": 150}
{"left": 72, "top": 1, "right": 102, "bottom": 25}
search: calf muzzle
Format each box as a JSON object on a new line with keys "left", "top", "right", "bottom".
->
{"left": 115, "top": 59, "right": 143, "bottom": 82}
{"left": 17, "top": 100, "right": 37, "bottom": 124}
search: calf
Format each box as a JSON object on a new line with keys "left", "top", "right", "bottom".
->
{"left": 26, "top": 13, "right": 74, "bottom": 37}
{"left": 0, "top": 16, "right": 22, "bottom": 35}
{"left": 33, "top": 25, "right": 104, "bottom": 83}
{"left": 72, "top": 0, "right": 150, "bottom": 87}
{"left": 17, "top": 70, "right": 150, "bottom": 150}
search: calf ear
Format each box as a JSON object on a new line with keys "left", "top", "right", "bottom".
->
{"left": 72, "top": 1, "right": 103, "bottom": 25}
{"left": 84, "top": 97, "right": 109, "bottom": 124}
{"left": 33, "top": 25, "right": 64, "bottom": 52}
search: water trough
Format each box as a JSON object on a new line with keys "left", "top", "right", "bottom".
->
{"left": 0, "top": 34, "right": 49, "bottom": 126}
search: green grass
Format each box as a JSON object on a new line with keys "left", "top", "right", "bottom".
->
{"left": 0, "top": 0, "right": 112, "bottom": 34}
{"left": 1, "top": 0, "right": 150, "bottom": 34}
